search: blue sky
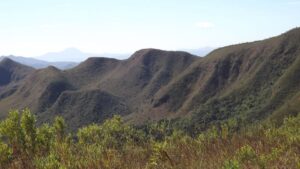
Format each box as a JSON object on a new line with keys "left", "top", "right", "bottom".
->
{"left": 0, "top": 0, "right": 299, "bottom": 57}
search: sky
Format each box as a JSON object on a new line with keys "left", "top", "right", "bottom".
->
{"left": 0, "top": 0, "right": 300, "bottom": 57}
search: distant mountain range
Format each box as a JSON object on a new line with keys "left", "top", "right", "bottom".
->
{"left": 36, "top": 48, "right": 90, "bottom": 62}
{"left": 0, "top": 48, "right": 209, "bottom": 70}
{"left": 0, "top": 55, "right": 78, "bottom": 70}
{"left": 0, "top": 28, "right": 300, "bottom": 131}
{"left": 36, "top": 48, "right": 131, "bottom": 62}
{"left": 36, "top": 47, "right": 209, "bottom": 62}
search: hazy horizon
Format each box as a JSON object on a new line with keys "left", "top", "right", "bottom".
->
{"left": 0, "top": 0, "right": 299, "bottom": 58}
{"left": 1, "top": 47, "right": 216, "bottom": 63}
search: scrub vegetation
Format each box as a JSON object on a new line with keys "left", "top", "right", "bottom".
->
{"left": 0, "top": 109, "right": 299, "bottom": 169}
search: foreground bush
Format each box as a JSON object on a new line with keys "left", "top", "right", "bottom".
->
{"left": 0, "top": 109, "right": 299, "bottom": 169}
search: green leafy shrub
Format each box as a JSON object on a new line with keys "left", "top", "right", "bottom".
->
{"left": 0, "top": 110, "right": 25, "bottom": 155}
{"left": 78, "top": 115, "right": 145, "bottom": 149}
{"left": 0, "top": 141, "right": 12, "bottom": 167}
{"left": 53, "top": 116, "right": 66, "bottom": 143}
{"left": 21, "top": 109, "right": 37, "bottom": 156}
{"left": 235, "top": 145, "right": 257, "bottom": 163}
{"left": 223, "top": 159, "right": 240, "bottom": 169}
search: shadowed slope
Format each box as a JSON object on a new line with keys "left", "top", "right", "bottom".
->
{"left": 0, "top": 66, "right": 72, "bottom": 117}
{"left": 0, "top": 58, "right": 34, "bottom": 86}
{"left": 40, "top": 89, "right": 130, "bottom": 130}
{"left": 0, "top": 59, "right": 35, "bottom": 111}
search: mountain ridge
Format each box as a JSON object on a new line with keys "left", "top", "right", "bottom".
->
{"left": 0, "top": 28, "right": 300, "bottom": 130}
{"left": 0, "top": 55, "right": 78, "bottom": 70}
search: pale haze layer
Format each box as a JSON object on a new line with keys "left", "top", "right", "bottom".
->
{"left": 0, "top": 0, "right": 299, "bottom": 58}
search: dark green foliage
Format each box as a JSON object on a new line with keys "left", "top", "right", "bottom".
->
{"left": 52, "top": 116, "right": 66, "bottom": 143}
{"left": 20, "top": 109, "right": 37, "bottom": 156}
{"left": 77, "top": 115, "right": 146, "bottom": 149}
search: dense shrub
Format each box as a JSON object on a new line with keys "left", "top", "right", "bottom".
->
{"left": 0, "top": 109, "right": 299, "bottom": 169}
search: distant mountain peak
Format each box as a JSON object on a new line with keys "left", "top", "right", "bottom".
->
{"left": 47, "top": 48, "right": 84, "bottom": 55}
{"left": 38, "top": 48, "right": 89, "bottom": 62}
{"left": 63, "top": 47, "right": 83, "bottom": 52}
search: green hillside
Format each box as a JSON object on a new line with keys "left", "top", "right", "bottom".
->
{"left": 0, "top": 28, "right": 300, "bottom": 132}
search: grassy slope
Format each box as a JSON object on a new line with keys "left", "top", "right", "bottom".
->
{"left": 150, "top": 28, "right": 300, "bottom": 130}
